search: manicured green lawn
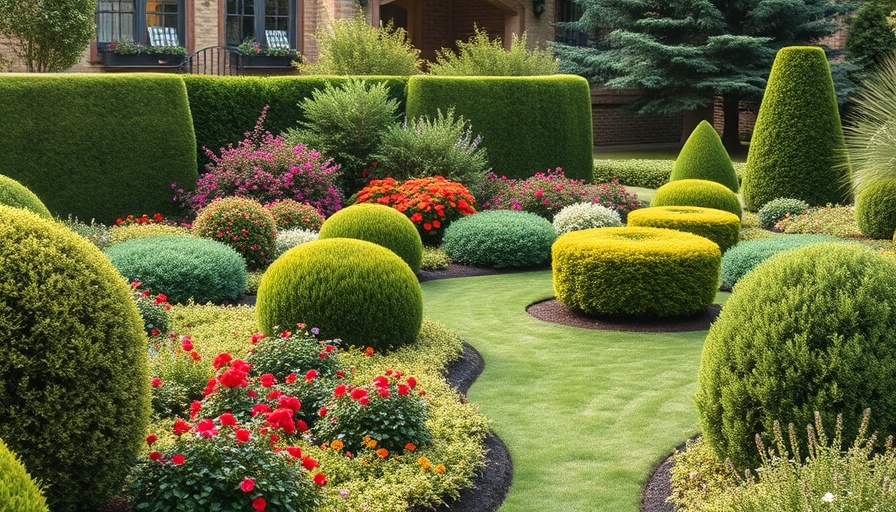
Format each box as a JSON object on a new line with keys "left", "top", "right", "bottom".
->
{"left": 421, "top": 270, "right": 729, "bottom": 511}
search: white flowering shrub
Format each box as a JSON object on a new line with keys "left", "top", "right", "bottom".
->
{"left": 552, "top": 202, "right": 622, "bottom": 235}
{"left": 275, "top": 228, "right": 318, "bottom": 256}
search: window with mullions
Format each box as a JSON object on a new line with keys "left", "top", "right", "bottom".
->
{"left": 555, "top": 0, "right": 588, "bottom": 47}
{"left": 96, "top": 0, "right": 185, "bottom": 48}
{"left": 226, "top": 0, "right": 296, "bottom": 48}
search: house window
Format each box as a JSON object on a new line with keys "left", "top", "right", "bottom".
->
{"left": 226, "top": 0, "right": 296, "bottom": 48}
{"left": 96, "top": 0, "right": 185, "bottom": 48}
{"left": 555, "top": 0, "right": 588, "bottom": 47}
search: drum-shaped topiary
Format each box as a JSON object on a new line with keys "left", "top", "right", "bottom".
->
{"left": 627, "top": 206, "right": 741, "bottom": 253}
{"left": 0, "top": 205, "right": 150, "bottom": 512}
{"left": 441, "top": 210, "right": 556, "bottom": 268}
{"left": 105, "top": 236, "right": 247, "bottom": 305}
{"left": 0, "top": 174, "right": 51, "bottom": 219}
{"left": 192, "top": 196, "right": 277, "bottom": 270}
{"left": 670, "top": 121, "right": 739, "bottom": 192}
{"left": 319, "top": 203, "right": 423, "bottom": 274}
{"left": 552, "top": 227, "right": 721, "bottom": 318}
{"left": 719, "top": 234, "right": 839, "bottom": 290}
{"left": 0, "top": 438, "right": 48, "bottom": 512}
{"left": 856, "top": 179, "right": 896, "bottom": 239}
{"left": 651, "top": 179, "right": 742, "bottom": 218}
{"left": 256, "top": 238, "right": 423, "bottom": 352}
{"left": 266, "top": 199, "right": 325, "bottom": 231}
{"left": 696, "top": 243, "right": 896, "bottom": 471}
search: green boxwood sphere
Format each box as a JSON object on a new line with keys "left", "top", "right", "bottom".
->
{"left": 0, "top": 205, "right": 150, "bottom": 512}
{"left": 441, "top": 210, "right": 556, "bottom": 268}
{"left": 0, "top": 438, "right": 48, "bottom": 512}
{"left": 552, "top": 226, "right": 721, "bottom": 318}
{"left": 856, "top": 179, "right": 896, "bottom": 239}
{"left": 0, "top": 174, "right": 51, "bottom": 219}
{"left": 696, "top": 243, "right": 896, "bottom": 471}
{"left": 319, "top": 203, "right": 423, "bottom": 273}
{"left": 651, "top": 179, "right": 743, "bottom": 218}
{"left": 671, "top": 120, "right": 739, "bottom": 192}
{"left": 256, "top": 238, "right": 423, "bottom": 352}
{"left": 627, "top": 206, "right": 741, "bottom": 253}
{"left": 105, "top": 235, "right": 247, "bottom": 305}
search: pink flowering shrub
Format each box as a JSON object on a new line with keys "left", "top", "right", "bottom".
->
{"left": 479, "top": 168, "right": 641, "bottom": 221}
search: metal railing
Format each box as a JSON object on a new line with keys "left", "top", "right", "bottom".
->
{"left": 179, "top": 46, "right": 241, "bottom": 76}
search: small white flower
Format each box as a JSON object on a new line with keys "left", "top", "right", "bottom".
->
{"left": 821, "top": 492, "right": 835, "bottom": 503}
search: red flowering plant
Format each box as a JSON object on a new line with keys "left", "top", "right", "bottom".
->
{"left": 114, "top": 212, "right": 166, "bottom": 227}
{"left": 148, "top": 333, "right": 209, "bottom": 420}
{"left": 129, "top": 281, "right": 172, "bottom": 338}
{"left": 355, "top": 176, "right": 476, "bottom": 244}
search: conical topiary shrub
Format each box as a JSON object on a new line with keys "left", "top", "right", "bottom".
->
{"left": 670, "top": 121, "right": 739, "bottom": 193}
{"left": 742, "top": 46, "right": 851, "bottom": 211}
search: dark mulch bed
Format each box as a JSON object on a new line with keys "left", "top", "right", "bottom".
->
{"left": 527, "top": 299, "right": 721, "bottom": 333}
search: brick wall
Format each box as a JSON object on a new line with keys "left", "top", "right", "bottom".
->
{"left": 591, "top": 88, "right": 683, "bottom": 146}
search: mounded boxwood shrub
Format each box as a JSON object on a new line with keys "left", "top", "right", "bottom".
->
{"left": 651, "top": 179, "right": 743, "bottom": 218}
{"left": 856, "top": 179, "right": 896, "bottom": 239}
{"left": 0, "top": 174, "right": 51, "bottom": 219}
{"left": 742, "top": 46, "right": 851, "bottom": 211}
{"left": 266, "top": 199, "right": 324, "bottom": 231}
{"left": 0, "top": 205, "right": 150, "bottom": 512}
{"left": 318, "top": 203, "right": 423, "bottom": 273}
{"left": 719, "top": 234, "right": 839, "bottom": 290}
{"left": 192, "top": 196, "right": 277, "bottom": 270}
{"left": 105, "top": 235, "right": 247, "bottom": 305}
{"left": 0, "top": 438, "right": 48, "bottom": 512}
{"left": 552, "top": 226, "right": 721, "bottom": 318}
{"left": 696, "top": 243, "right": 896, "bottom": 471}
{"left": 670, "top": 121, "right": 739, "bottom": 192}
{"left": 592, "top": 159, "right": 672, "bottom": 189}
{"left": 627, "top": 206, "right": 741, "bottom": 253}
{"left": 441, "top": 210, "right": 556, "bottom": 268}
{"left": 756, "top": 197, "right": 810, "bottom": 229}
{"left": 256, "top": 238, "right": 423, "bottom": 352}
{"left": 406, "top": 75, "right": 593, "bottom": 181}
{"left": 0, "top": 75, "right": 197, "bottom": 223}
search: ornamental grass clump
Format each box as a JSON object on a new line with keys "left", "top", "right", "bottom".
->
{"left": 756, "top": 197, "right": 810, "bottom": 229}
{"left": 0, "top": 438, "right": 48, "bottom": 512}
{"left": 319, "top": 203, "right": 424, "bottom": 273}
{"left": 265, "top": 199, "right": 324, "bottom": 231}
{"left": 192, "top": 197, "right": 277, "bottom": 270}
{"left": 552, "top": 202, "right": 622, "bottom": 235}
{"left": 441, "top": 210, "right": 556, "bottom": 268}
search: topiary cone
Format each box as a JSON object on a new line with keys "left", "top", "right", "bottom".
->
{"left": 671, "top": 120, "right": 739, "bottom": 193}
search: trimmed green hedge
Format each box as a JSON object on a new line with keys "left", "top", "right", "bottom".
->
{"left": 593, "top": 159, "right": 672, "bottom": 189}
{"left": 627, "top": 206, "right": 741, "bottom": 253}
{"left": 405, "top": 75, "right": 594, "bottom": 181}
{"left": 671, "top": 120, "right": 739, "bottom": 192}
{"left": 319, "top": 203, "right": 423, "bottom": 273}
{"left": 651, "top": 179, "right": 743, "bottom": 218}
{"left": 0, "top": 74, "right": 197, "bottom": 224}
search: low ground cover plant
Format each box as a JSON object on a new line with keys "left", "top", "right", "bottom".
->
{"left": 775, "top": 204, "right": 865, "bottom": 238}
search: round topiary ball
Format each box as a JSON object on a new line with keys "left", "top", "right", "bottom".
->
{"left": 552, "top": 202, "right": 622, "bottom": 235}
{"left": 0, "top": 205, "right": 150, "bottom": 512}
{"left": 856, "top": 179, "right": 896, "bottom": 239}
{"left": 696, "top": 243, "right": 896, "bottom": 471}
{"left": 266, "top": 199, "right": 325, "bottom": 231}
{"left": 256, "top": 238, "right": 423, "bottom": 352}
{"left": 552, "top": 226, "right": 721, "bottom": 318}
{"left": 0, "top": 174, "right": 52, "bottom": 219}
{"left": 0, "top": 438, "right": 49, "bottom": 512}
{"left": 192, "top": 196, "right": 277, "bottom": 270}
{"left": 105, "top": 235, "right": 247, "bottom": 305}
{"left": 756, "top": 197, "right": 810, "bottom": 229}
{"left": 441, "top": 210, "right": 556, "bottom": 268}
{"left": 651, "top": 179, "right": 743, "bottom": 218}
{"left": 627, "top": 206, "right": 741, "bottom": 253}
{"left": 670, "top": 120, "right": 739, "bottom": 192}
{"left": 319, "top": 203, "right": 423, "bottom": 274}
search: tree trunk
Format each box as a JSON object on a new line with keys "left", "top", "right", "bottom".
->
{"left": 721, "top": 94, "right": 744, "bottom": 154}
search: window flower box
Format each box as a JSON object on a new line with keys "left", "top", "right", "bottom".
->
{"left": 230, "top": 52, "right": 298, "bottom": 69}
{"left": 101, "top": 51, "right": 187, "bottom": 68}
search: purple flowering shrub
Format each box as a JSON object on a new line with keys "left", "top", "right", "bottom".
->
{"left": 175, "top": 107, "right": 343, "bottom": 217}
{"left": 478, "top": 168, "right": 641, "bottom": 221}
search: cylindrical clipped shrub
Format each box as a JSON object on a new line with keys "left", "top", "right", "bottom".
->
{"left": 696, "top": 243, "right": 896, "bottom": 471}
{"left": 319, "top": 203, "right": 424, "bottom": 274}
{"left": 105, "top": 236, "right": 247, "bottom": 305}
{"left": 756, "top": 197, "right": 810, "bottom": 229}
{"left": 856, "top": 179, "right": 896, "bottom": 239}
{"left": 651, "top": 179, "right": 742, "bottom": 218}
{"left": 441, "top": 210, "right": 556, "bottom": 268}
{"left": 670, "top": 120, "right": 739, "bottom": 192}
{"left": 256, "top": 238, "right": 423, "bottom": 352}
{"left": 0, "top": 205, "right": 150, "bottom": 512}
{"left": 552, "top": 202, "right": 622, "bottom": 235}
{"left": 627, "top": 206, "right": 741, "bottom": 253}
{"left": 552, "top": 227, "right": 721, "bottom": 318}
{"left": 0, "top": 174, "right": 52, "bottom": 219}
{"left": 192, "top": 196, "right": 277, "bottom": 270}
{"left": 719, "top": 234, "right": 839, "bottom": 290}
{"left": 266, "top": 199, "right": 325, "bottom": 231}
{"left": 0, "top": 438, "right": 49, "bottom": 512}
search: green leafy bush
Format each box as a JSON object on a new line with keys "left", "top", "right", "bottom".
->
{"left": 776, "top": 204, "right": 864, "bottom": 238}
{"left": 132, "top": 283, "right": 173, "bottom": 337}
{"left": 651, "top": 178, "right": 743, "bottom": 218}
{"left": 846, "top": 0, "right": 896, "bottom": 71}
{"left": 370, "top": 108, "right": 490, "bottom": 192}
{"left": 552, "top": 226, "right": 721, "bottom": 318}
{"left": 192, "top": 197, "right": 277, "bottom": 270}
{"left": 441, "top": 210, "right": 556, "bottom": 268}
{"left": 256, "top": 238, "right": 423, "bottom": 352}
{"left": 856, "top": 179, "right": 896, "bottom": 239}
{"left": 0, "top": 205, "right": 150, "bottom": 512}
{"left": 265, "top": 199, "right": 324, "bottom": 231}
{"left": 109, "top": 223, "right": 191, "bottom": 245}
{"left": 667, "top": 437, "right": 735, "bottom": 512}
{"left": 552, "top": 202, "right": 622, "bottom": 235}
{"left": 105, "top": 235, "right": 247, "bottom": 305}
{"left": 742, "top": 46, "right": 851, "bottom": 211}
{"left": 627, "top": 206, "right": 741, "bottom": 253}
{"left": 148, "top": 335, "right": 211, "bottom": 420}
{"left": 756, "top": 197, "right": 810, "bottom": 229}
{"left": 695, "top": 242, "right": 896, "bottom": 471}
{"left": 247, "top": 329, "right": 344, "bottom": 382}
{"left": 421, "top": 246, "right": 451, "bottom": 270}
{"left": 275, "top": 227, "right": 318, "bottom": 257}
{"left": 719, "top": 234, "right": 839, "bottom": 290}
{"left": 429, "top": 26, "right": 558, "bottom": 76}
{"left": 0, "top": 437, "right": 48, "bottom": 512}
{"left": 0, "top": 174, "right": 51, "bottom": 219}
{"left": 671, "top": 120, "right": 739, "bottom": 192}
{"left": 319, "top": 203, "right": 423, "bottom": 274}
{"left": 592, "top": 159, "right": 672, "bottom": 189}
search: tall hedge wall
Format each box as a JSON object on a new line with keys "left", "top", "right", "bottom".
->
{"left": 0, "top": 74, "right": 197, "bottom": 224}
{"left": 405, "top": 75, "right": 594, "bottom": 181}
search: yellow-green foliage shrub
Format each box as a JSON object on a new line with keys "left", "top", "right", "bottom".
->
{"left": 671, "top": 120, "right": 739, "bottom": 192}
{"left": 651, "top": 179, "right": 743, "bottom": 218}
{"left": 256, "top": 238, "right": 423, "bottom": 352}
{"left": 0, "top": 174, "right": 51, "bottom": 219}
{"left": 318, "top": 203, "right": 423, "bottom": 273}
{"left": 856, "top": 179, "right": 896, "bottom": 239}
{"left": 108, "top": 223, "right": 192, "bottom": 245}
{"left": 627, "top": 206, "right": 741, "bottom": 253}
{"left": 0, "top": 206, "right": 150, "bottom": 512}
{"left": 0, "top": 438, "right": 48, "bottom": 512}
{"left": 552, "top": 226, "right": 721, "bottom": 318}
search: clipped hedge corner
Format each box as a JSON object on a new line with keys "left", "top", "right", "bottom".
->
{"left": 627, "top": 206, "right": 741, "bottom": 253}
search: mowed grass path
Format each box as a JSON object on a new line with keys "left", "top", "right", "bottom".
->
{"left": 421, "top": 270, "right": 727, "bottom": 511}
